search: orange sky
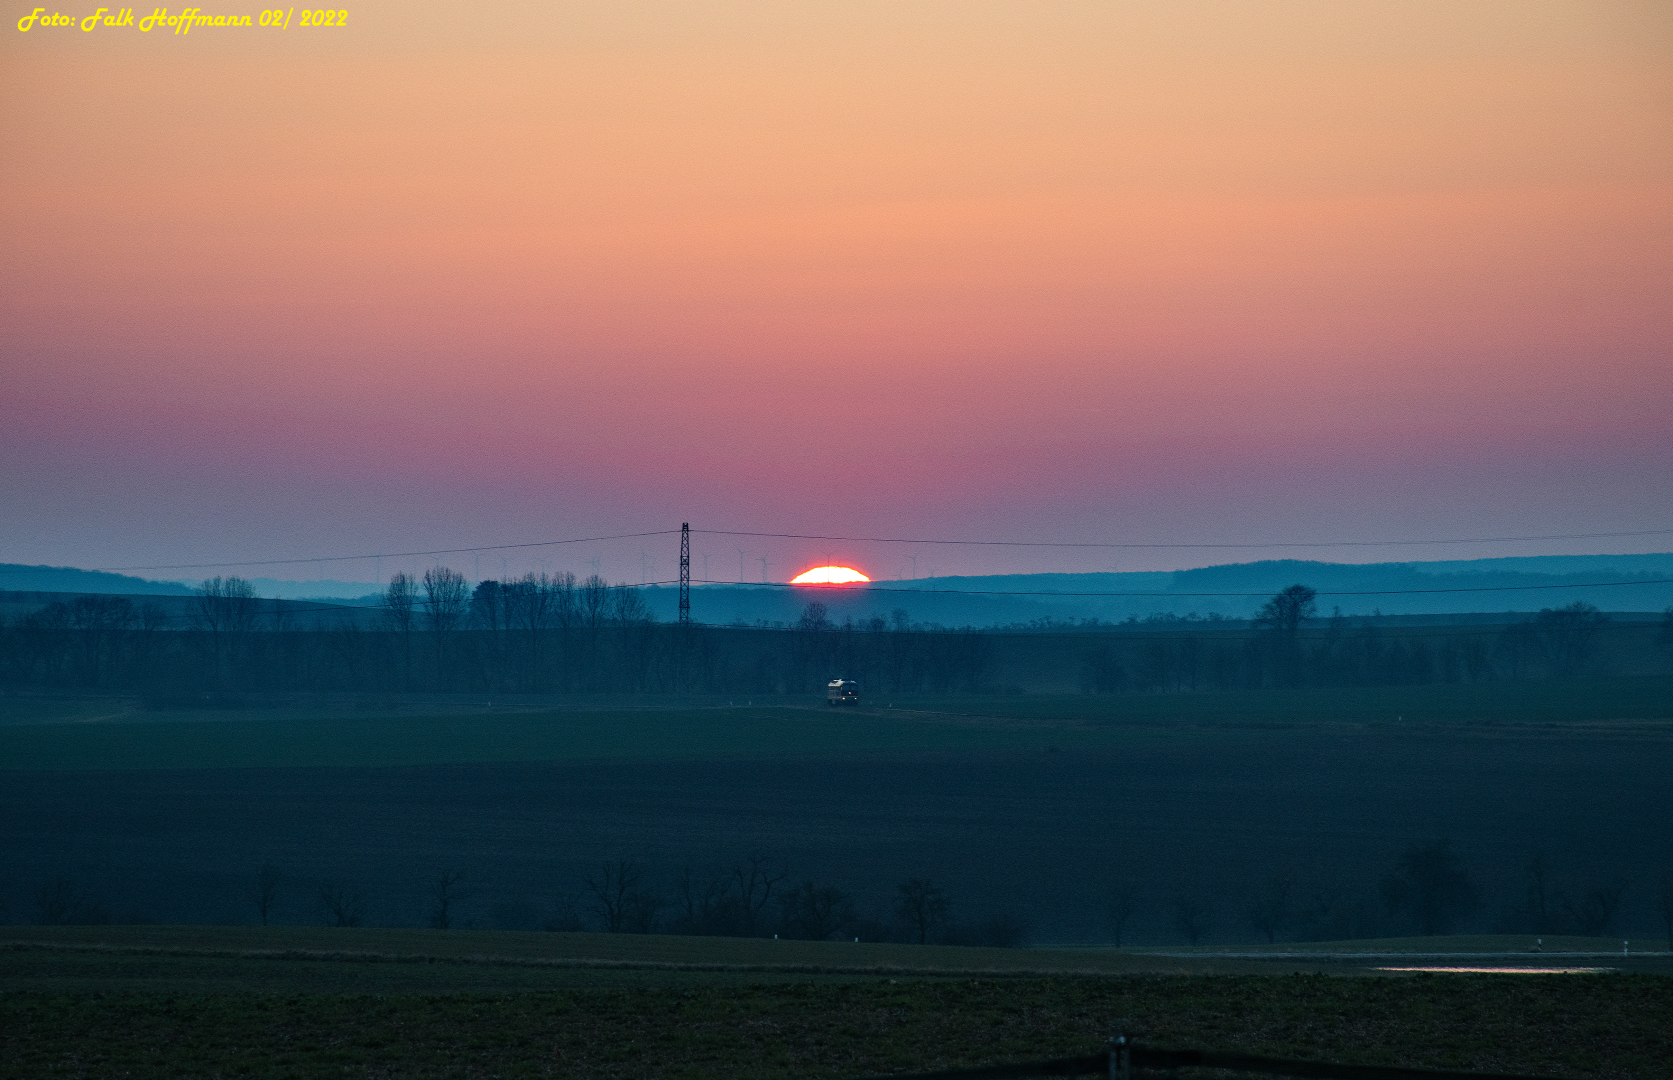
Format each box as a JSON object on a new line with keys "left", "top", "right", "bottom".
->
{"left": 3, "top": 1, "right": 1670, "bottom": 579}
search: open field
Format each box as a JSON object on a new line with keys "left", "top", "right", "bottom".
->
{"left": 2, "top": 928, "right": 1671, "bottom": 1079}
{"left": 3, "top": 676, "right": 1672, "bottom": 771}
{"left": 4, "top": 927, "right": 1671, "bottom": 993}
{"left": 3, "top": 682, "right": 1672, "bottom": 940}
{"left": 0, "top": 926, "right": 1315, "bottom": 994}
{"left": 2, "top": 930, "right": 1671, "bottom": 1080}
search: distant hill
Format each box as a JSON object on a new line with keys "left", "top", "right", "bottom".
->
{"left": 653, "top": 555, "right": 1673, "bottom": 627}
{"left": 0, "top": 564, "right": 195, "bottom": 596}
{"left": 0, "top": 565, "right": 382, "bottom": 602}
{"left": 6, "top": 554, "right": 1671, "bottom": 627}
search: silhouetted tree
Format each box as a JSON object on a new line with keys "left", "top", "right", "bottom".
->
{"left": 1379, "top": 841, "right": 1478, "bottom": 935}
{"left": 895, "top": 878, "right": 950, "bottom": 944}
{"left": 253, "top": 864, "right": 281, "bottom": 926}
{"left": 1533, "top": 602, "right": 1608, "bottom": 676}
{"left": 430, "top": 871, "right": 469, "bottom": 930}
{"left": 1258, "top": 585, "right": 1316, "bottom": 686}
{"left": 194, "top": 576, "right": 258, "bottom": 686}
{"left": 731, "top": 851, "right": 787, "bottom": 936}
{"left": 1245, "top": 873, "right": 1293, "bottom": 943}
{"left": 1656, "top": 874, "right": 1673, "bottom": 950}
{"left": 584, "top": 859, "right": 642, "bottom": 933}
{"left": 318, "top": 880, "right": 364, "bottom": 927}
{"left": 68, "top": 596, "right": 133, "bottom": 686}
{"left": 612, "top": 584, "right": 650, "bottom": 627}
{"left": 35, "top": 876, "right": 106, "bottom": 925}
{"left": 623, "top": 888, "right": 665, "bottom": 934}
{"left": 671, "top": 866, "right": 732, "bottom": 936}
{"left": 1171, "top": 896, "right": 1210, "bottom": 945}
{"left": 1107, "top": 886, "right": 1139, "bottom": 947}
{"left": 1560, "top": 882, "right": 1624, "bottom": 937}
{"left": 779, "top": 881, "right": 853, "bottom": 940}
{"left": 798, "top": 602, "right": 831, "bottom": 632}
{"left": 1078, "top": 645, "right": 1125, "bottom": 694}
{"left": 422, "top": 567, "right": 469, "bottom": 688}
{"left": 1515, "top": 853, "right": 1556, "bottom": 934}
{"left": 1257, "top": 585, "right": 1317, "bottom": 636}
{"left": 382, "top": 573, "right": 418, "bottom": 687}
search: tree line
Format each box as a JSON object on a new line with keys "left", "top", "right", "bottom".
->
{"left": 1114, "top": 841, "right": 1673, "bottom": 948}
{"left": 14, "top": 844, "right": 1672, "bottom": 950}
{"left": 0, "top": 571, "right": 992, "bottom": 699}
{"left": 1, "top": 576, "right": 1668, "bottom": 700}
{"left": 11, "top": 850, "right": 1028, "bottom": 947}
{"left": 1079, "top": 586, "right": 1670, "bottom": 693}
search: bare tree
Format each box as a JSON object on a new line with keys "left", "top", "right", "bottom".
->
{"left": 193, "top": 576, "right": 260, "bottom": 635}
{"left": 422, "top": 566, "right": 470, "bottom": 687}
{"left": 382, "top": 573, "right": 418, "bottom": 688}
{"left": 430, "top": 871, "right": 469, "bottom": 930}
{"left": 1533, "top": 602, "right": 1608, "bottom": 677}
{"left": 584, "top": 859, "right": 642, "bottom": 933}
{"left": 193, "top": 576, "right": 258, "bottom": 685}
{"left": 140, "top": 602, "right": 169, "bottom": 631}
{"left": 779, "top": 881, "right": 854, "bottom": 941}
{"left": 579, "top": 574, "right": 612, "bottom": 631}
{"left": 672, "top": 866, "right": 732, "bottom": 936}
{"left": 1379, "top": 840, "right": 1478, "bottom": 936}
{"left": 1656, "top": 874, "right": 1673, "bottom": 950}
{"left": 318, "top": 880, "right": 364, "bottom": 927}
{"left": 1108, "top": 886, "right": 1139, "bottom": 947}
{"left": 611, "top": 583, "right": 650, "bottom": 627}
{"left": 1560, "top": 882, "right": 1625, "bottom": 937}
{"left": 1256, "top": 585, "right": 1317, "bottom": 636}
{"left": 1517, "top": 853, "right": 1556, "bottom": 934}
{"left": 35, "top": 876, "right": 108, "bottom": 925}
{"left": 1245, "top": 873, "right": 1293, "bottom": 944}
{"left": 623, "top": 889, "right": 665, "bottom": 934}
{"left": 253, "top": 864, "right": 281, "bottom": 926}
{"left": 1171, "top": 896, "right": 1210, "bottom": 945}
{"left": 67, "top": 596, "right": 134, "bottom": 686}
{"left": 895, "top": 878, "right": 950, "bottom": 944}
{"left": 731, "top": 851, "right": 787, "bottom": 936}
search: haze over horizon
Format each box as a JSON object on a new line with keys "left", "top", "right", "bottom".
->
{"left": 5, "top": 1, "right": 1670, "bottom": 582}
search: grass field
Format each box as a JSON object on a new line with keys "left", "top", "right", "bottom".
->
{"left": 4, "top": 687, "right": 1671, "bottom": 940}
{"left": 2, "top": 927, "right": 1671, "bottom": 1079}
{"left": 3, "top": 676, "right": 1671, "bottom": 772}
{"left": 5, "top": 680, "right": 1672, "bottom": 1080}
{"left": 4, "top": 927, "right": 1669, "bottom": 992}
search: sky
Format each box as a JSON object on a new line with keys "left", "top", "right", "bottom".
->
{"left": 3, "top": 1, "right": 1671, "bottom": 586}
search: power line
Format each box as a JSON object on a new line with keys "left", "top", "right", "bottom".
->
{"left": 694, "top": 578, "right": 1673, "bottom": 598}
{"left": 77, "top": 523, "right": 1673, "bottom": 577}
{"left": 91, "top": 531, "right": 679, "bottom": 573}
{"left": 694, "top": 527, "right": 1673, "bottom": 550}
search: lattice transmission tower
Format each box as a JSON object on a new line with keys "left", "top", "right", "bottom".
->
{"left": 678, "top": 522, "right": 691, "bottom": 625}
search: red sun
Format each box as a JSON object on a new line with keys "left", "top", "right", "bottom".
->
{"left": 790, "top": 566, "right": 871, "bottom": 585}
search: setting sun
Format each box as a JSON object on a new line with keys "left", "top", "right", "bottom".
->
{"left": 790, "top": 566, "right": 870, "bottom": 585}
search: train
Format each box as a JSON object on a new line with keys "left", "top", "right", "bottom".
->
{"left": 826, "top": 678, "right": 860, "bottom": 706}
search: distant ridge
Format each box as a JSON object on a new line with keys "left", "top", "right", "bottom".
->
{"left": 0, "top": 563, "right": 195, "bottom": 596}
{"left": 4, "top": 554, "right": 1671, "bottom": 625}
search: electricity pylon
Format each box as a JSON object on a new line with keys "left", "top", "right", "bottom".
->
{"left": 679, "top": 522, "right": 691, "bottom": 625}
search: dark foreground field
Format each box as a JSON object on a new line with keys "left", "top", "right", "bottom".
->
{"left": 3, "top": 927, "right": 1672, "bottom": 1079}
{"left": 4, "top": 693, "right": 1673, "bottom": 939}
{"left": 5, "top": 972, "right": 1671, "bottom": 1079}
